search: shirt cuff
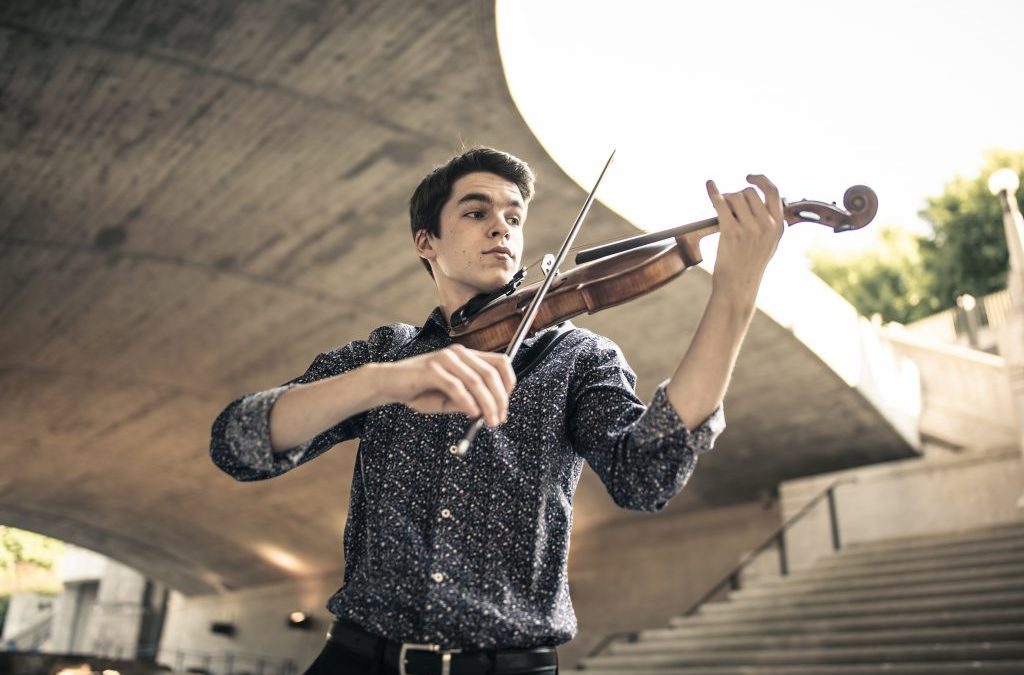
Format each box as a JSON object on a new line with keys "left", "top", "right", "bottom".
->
{"left": 631, "top": 380, "right": 726, "bottom": 456}
{"left": 223, "top": 383, "right": 313, "bottom": 472}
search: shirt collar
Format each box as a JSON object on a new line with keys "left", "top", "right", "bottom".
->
{"left": 412, "top": 306, "right": 452, "bottom": 344}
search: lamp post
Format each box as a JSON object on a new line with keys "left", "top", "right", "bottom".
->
{"left": 987, "top": 168, "right": 1024, "bottom": 507}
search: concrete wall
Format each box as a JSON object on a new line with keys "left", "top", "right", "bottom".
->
{"left": 81, "top": 558, "right": 148, "bottom": 659}
{"left": 48, "top": 545, "right": 150, "bottom": 659}
{"left": 58, "top": 546, "right": 107, "bottom": 584}
{"left": 158, "top": 573, "right": 343, "bottom": 675}
{"left": 546, "top": 500, "right": 779, "bottom": 668}
{"left": 779, "top": 445, "right": 1024, "bottom": 572}
{"left": 753, "top": 259, "right": 922, "bottom": 449}
{"left": 882, "top": 326, "right": 1019, "bottom": 450}
{"left": 1, "top": 592, "right": 55, "bottom": 646}
{"left": 50, "top": 580, "right": 98, "bottom": 653}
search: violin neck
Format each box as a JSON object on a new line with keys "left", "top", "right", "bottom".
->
{"left": 574, "top": 215, "right": 720, "bottom": 265}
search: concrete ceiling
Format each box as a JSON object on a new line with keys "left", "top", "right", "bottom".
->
{"left": 0, "top": 0, "right": 915, "bottom": 595}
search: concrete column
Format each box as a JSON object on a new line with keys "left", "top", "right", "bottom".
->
{"left": 987, "top": 169, "right": 1024, "bottom": 507}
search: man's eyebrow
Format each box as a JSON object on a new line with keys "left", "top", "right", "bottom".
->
{"left": 456, "top": 192, "right": 525, "bottom": 210}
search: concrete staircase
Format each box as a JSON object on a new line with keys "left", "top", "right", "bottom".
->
{"left": 575, "top": 521, "right": 1024, "bottom": 674}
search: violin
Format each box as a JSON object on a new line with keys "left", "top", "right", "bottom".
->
{"left": 448, "top": 185, "right": 878, "bottom": 353}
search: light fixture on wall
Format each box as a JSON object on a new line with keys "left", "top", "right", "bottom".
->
{"left": 210, "top": 621, "right": 236, "bottom": 636}
{"left": 286, "top": 611, "right": 314, "bottom": 630}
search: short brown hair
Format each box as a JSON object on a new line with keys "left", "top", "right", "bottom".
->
{"left": 409, "top": 147, "right": 535, "bottom": 277}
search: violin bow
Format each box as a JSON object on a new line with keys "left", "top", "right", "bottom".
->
{"left": 449, "top": 150, "right": 617, "bottom": 457}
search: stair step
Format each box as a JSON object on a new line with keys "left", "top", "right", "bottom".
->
{"left": 757, "top": 549, "right": 1024, "bottom": 584}
{"left": 614, "top": 624, "right": 1024, "bottom": 652}
{"left": 580, "top": 641, "right": 1024, "bottom": 669}
{"left": 713, "top": 577, "right": 1024, "bottom": 611}
{"left": 695, "top": 588, "right": 1024, "bottom": 619}
{"left": 579, "top": 522, "right": 1024, "bottom": 674}
{"left": 733, "top": 561, "right": 1024, "bottom": 598}
{"left": 842, "top": 522, "right": 1024, "bottom": 554}
{"left": 573, "top": 661, "right": 1024, "bottom": 674}
{"left": 673, "top": 592, "right": 1024, "bottom": 625}
{"left": 813, "top": 537, "right": 1024, "bottom": 567}
{"left": 666, "top": 607, "right": 1024, "bottom": 635}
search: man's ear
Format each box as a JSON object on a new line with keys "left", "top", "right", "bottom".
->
{"left": 414, "top": 229, "right": 437, "bottom": 263}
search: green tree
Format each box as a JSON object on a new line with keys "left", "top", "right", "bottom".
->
{"left": 811, "top": 226, "right": 938, "bottom": 323}
{"left": 917, "top": 150, "right": 1023, "bottom": 308}
{"left": 0, "top": 526, "right": 64, "bottom": 629}
{"left": 810, "top": 150, "right": 1023, "bottom": 323}
{"left": 0, "top": 526, "right": 64, "bottom": 574}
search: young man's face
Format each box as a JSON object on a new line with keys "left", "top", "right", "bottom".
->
{"left": 417, "top": 171, "right": 527, "bottom": 297}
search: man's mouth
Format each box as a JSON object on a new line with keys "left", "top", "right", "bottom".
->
{"left": 483, "top": 246, "right": 513, "bottom": 260}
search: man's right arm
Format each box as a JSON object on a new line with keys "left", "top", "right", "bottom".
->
{"left": 268, "top": 364, "right": 388, "bottom": 453}
{"left": 271, "top": 342, "right": 516, "bottom": 452}
{"left": 210, "top": 341, "right": 515, "bottom": 482}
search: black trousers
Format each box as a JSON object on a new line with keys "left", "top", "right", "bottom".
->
{"left": 301, "top": 637, "right": 560, "bottom": 675}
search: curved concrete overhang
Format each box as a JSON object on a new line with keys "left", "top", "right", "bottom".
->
{"left": 0, "top": 1, "right": 916, "bottom": 594}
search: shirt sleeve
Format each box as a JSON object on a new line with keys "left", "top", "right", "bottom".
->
{"left": 567, "top": 333, "right": 726, "bottom": 512}
{"left": 209, "top": 330, "right": 386, "bottom": 482}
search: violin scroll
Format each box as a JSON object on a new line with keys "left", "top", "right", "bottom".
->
{"left": 783, "top": 185, "right": 878, "bottom": 233}
{"left": 842, "top": 185, "right": 878, "bottom": 231}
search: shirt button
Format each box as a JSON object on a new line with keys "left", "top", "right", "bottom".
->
{"left": 440, "top": 508, "right": 452, "bottom": 519}
{"left": 431, "top": 572, "right": 444, "bottom": 583}
{"left": 449, "top": 445, "right": 459, "bottom": 455}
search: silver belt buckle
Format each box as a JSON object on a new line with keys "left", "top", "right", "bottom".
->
{"left": 399, "top": 642, "right": 461, "bottom": 675}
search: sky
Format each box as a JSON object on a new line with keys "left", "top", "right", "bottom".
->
{"left": 496, "top": 0, "right": 1024, "bottom": 266}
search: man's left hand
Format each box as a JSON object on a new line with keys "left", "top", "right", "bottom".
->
{"left": 705, "top": 174, "right": 784, "bottom": 309}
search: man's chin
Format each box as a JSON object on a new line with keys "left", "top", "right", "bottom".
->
{"left": 471, "top": 274, "right": 516, "bottom": 296}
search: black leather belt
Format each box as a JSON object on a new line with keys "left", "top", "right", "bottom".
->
{"left": 326, "top": 619, "right": 558, "bottom": 675}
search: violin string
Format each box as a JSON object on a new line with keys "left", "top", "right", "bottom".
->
{"left": 519, "top": 228, "right": 674, "bottom": 273}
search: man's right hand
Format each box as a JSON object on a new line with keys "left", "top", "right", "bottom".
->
{"left": 375, "top": 344, "right": 515, "bottom": 427}
{"left": 270, "top": 344, "right": 516, "bottom": 453}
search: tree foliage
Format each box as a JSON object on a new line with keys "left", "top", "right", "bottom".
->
{"left": 811, "top": 150, "right": 1023, "bottom": 323}
{"left": 0, "top": 526, "right": 64, "bottom": 573}
{"left": 0, "top": 527, "right": 64, "bottom": 628}
{"left": 811, "top": 226, "right": 937, "bottom": 323}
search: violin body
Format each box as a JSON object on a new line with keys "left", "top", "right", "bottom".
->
{"left": 450, "top": 234, "right": 708, "bottom": 352}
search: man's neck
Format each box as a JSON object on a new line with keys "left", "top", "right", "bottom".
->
{"left": 436, "top": 282, "right": 479, "bottom": 331}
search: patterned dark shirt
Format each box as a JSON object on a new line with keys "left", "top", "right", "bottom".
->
{"left": 210, "top": 307, "right": 725, "bottom": 650}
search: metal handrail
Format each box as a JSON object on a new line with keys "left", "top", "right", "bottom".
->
{"left": 4, "top": 611, "right": 53, "bottom": 650}
{"left": 585, "top": 477, "right": 855, "bottom": 660}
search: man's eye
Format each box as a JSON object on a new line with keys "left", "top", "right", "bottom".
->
{"left": 465, "top": 211, "right": 484, "bottom": 219}
{"left": 508, "top": 217, "right": 521, "bottom": 226}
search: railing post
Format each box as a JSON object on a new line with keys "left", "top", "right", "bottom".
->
{"left": 728, "top": 571, "right": 740, "bottom": 591}
{"left": 776, "top": 531, "right": 788, "bottom": 576}
{"left": 827, "top": 486, "right": 842, "bottom": 551}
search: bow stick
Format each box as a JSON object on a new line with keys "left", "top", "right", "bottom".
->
{"left": 449, "top": 150, "right": 617, "bottom": 457}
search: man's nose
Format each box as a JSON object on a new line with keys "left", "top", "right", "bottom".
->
{"left": 489, "top": 217, "right": 511, "bottom": 239}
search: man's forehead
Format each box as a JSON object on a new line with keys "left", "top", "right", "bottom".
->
{"left": 451, "top": 172, "right": 525, "bottom": 206}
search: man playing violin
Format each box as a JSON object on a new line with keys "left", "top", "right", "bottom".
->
{"left": 210, "top": 147, "right": 784, "bottom": 674}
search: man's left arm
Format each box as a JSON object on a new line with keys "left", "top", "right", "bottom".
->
{"left": 569, "top": 175, "right": 783, "bottom": 512}
{"left": 665, "top": 174, "right": 784, "bottom": 430}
